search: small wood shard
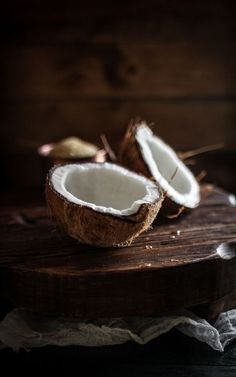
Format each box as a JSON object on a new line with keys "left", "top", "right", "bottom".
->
{"left": 13, "top": 213, "right": 36, "bottom": 226}
{"left": 179, "top": 143, "right": 224, "bottom": 160}
{"left": 201, "top": 184, "right": 214, "bottom": 199}
{"left": 196, "top": 170, "right": 207, "bottom": 182}
{"left": 166, "top": 206, "right": 185, "bottom": 219}
{"left": 100, "top": 134, "right": 117, "bottom": 162}
{"left": 184, "top": 159, "right": 196, "bottom": 166}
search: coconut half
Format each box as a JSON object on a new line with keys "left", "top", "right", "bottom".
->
{"left": 120, "top": 121, "right": 200, "bottom": 210}
{"left": 46, "top": 162, "right": 163, "bottom": 247}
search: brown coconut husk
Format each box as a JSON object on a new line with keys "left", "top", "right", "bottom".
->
{"left": 119, "top": 119, "right": 152, "bottom": 179}
{"left": 46, "top": 165, "right": 163, "bottom": 248}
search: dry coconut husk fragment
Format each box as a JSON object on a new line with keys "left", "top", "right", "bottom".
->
{"left": 46, "top": 162, "right": 163, "bottom": 247}
{"left": 120, "top": 120, "right": 200, "bottom": 215}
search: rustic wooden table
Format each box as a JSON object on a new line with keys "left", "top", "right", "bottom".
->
{"left": 0, "top": 187, "right": 235, "bottom": 376}
{"left": 1, "top": 186, "right": 236, "bottom": 320}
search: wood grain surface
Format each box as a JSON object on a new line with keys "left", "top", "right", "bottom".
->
{"left": 1, "top": 1, "right": 235, "bottom": 46}
{"left": 0, "top": 186, "right": 236, "bottom": 318}
{"left": 1, "top": 1, "right": 236, "bottom": 190}
{"left": 2, "top": 101, "right": 236, "bottom": 152}
{"left": 2, "top": 43, "right": 235, "bottom": 101}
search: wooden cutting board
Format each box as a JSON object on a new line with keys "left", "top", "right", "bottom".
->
{"left": 0, "top": 186, "right": 236, "bottom": 320}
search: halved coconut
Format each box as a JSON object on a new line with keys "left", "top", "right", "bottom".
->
{"left": 46, "top": 162, "right": 163, "bottom": 247}
{"left": 120, "top": 120, "right": 200, "bottom": 211}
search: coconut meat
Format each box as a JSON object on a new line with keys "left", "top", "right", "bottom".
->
{"left": 135, "top": 125, "right": 200, "bottom": 208}
{"left": 51, "top": 163, "right": 161, "bottom": 216}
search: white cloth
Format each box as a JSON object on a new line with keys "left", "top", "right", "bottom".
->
{"left": 0, "top": 308, "right": 236, "bottom": 352}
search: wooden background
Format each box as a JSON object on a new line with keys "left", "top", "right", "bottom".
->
{"left": 1, "top": 1, "right": 236, "bottom": 189}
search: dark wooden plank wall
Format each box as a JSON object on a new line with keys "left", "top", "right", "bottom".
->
{"left": 1, "top": 1, "right": 236, "bottom": 188}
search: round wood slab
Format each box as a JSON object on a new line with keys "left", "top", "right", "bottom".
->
{"left": 0, "top": 186, "right": 236, "bottom": 319}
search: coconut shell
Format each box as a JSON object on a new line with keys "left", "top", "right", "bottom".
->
{"left": 119, "top": 120, "right": 193, "bottom": 217}
{"left": 46, "top": 167, "right": 163, "bottom": 248}
{"left": 119, "top": 121, "right": 151, "bottom": 179}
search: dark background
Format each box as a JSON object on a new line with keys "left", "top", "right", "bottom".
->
{"left": 1, "top": 0, "right": 236, "bottom": 192}
{"left": 1, "top": 2, "right": 236, "bottom": 373}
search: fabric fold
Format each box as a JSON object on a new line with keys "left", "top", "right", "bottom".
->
{"left": 0, "top": 308, "right": 236, "bottom": 352}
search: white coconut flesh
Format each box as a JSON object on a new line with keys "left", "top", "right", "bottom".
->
{"left": 51, "top": 163, "right": 161, "bottom": 216}
{"left": 135, "top": 125, "right": 200, "bottom": 208}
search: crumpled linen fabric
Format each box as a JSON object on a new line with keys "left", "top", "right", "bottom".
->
{"left": 0, "top": 308, "right": 236, "bottom": 352}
